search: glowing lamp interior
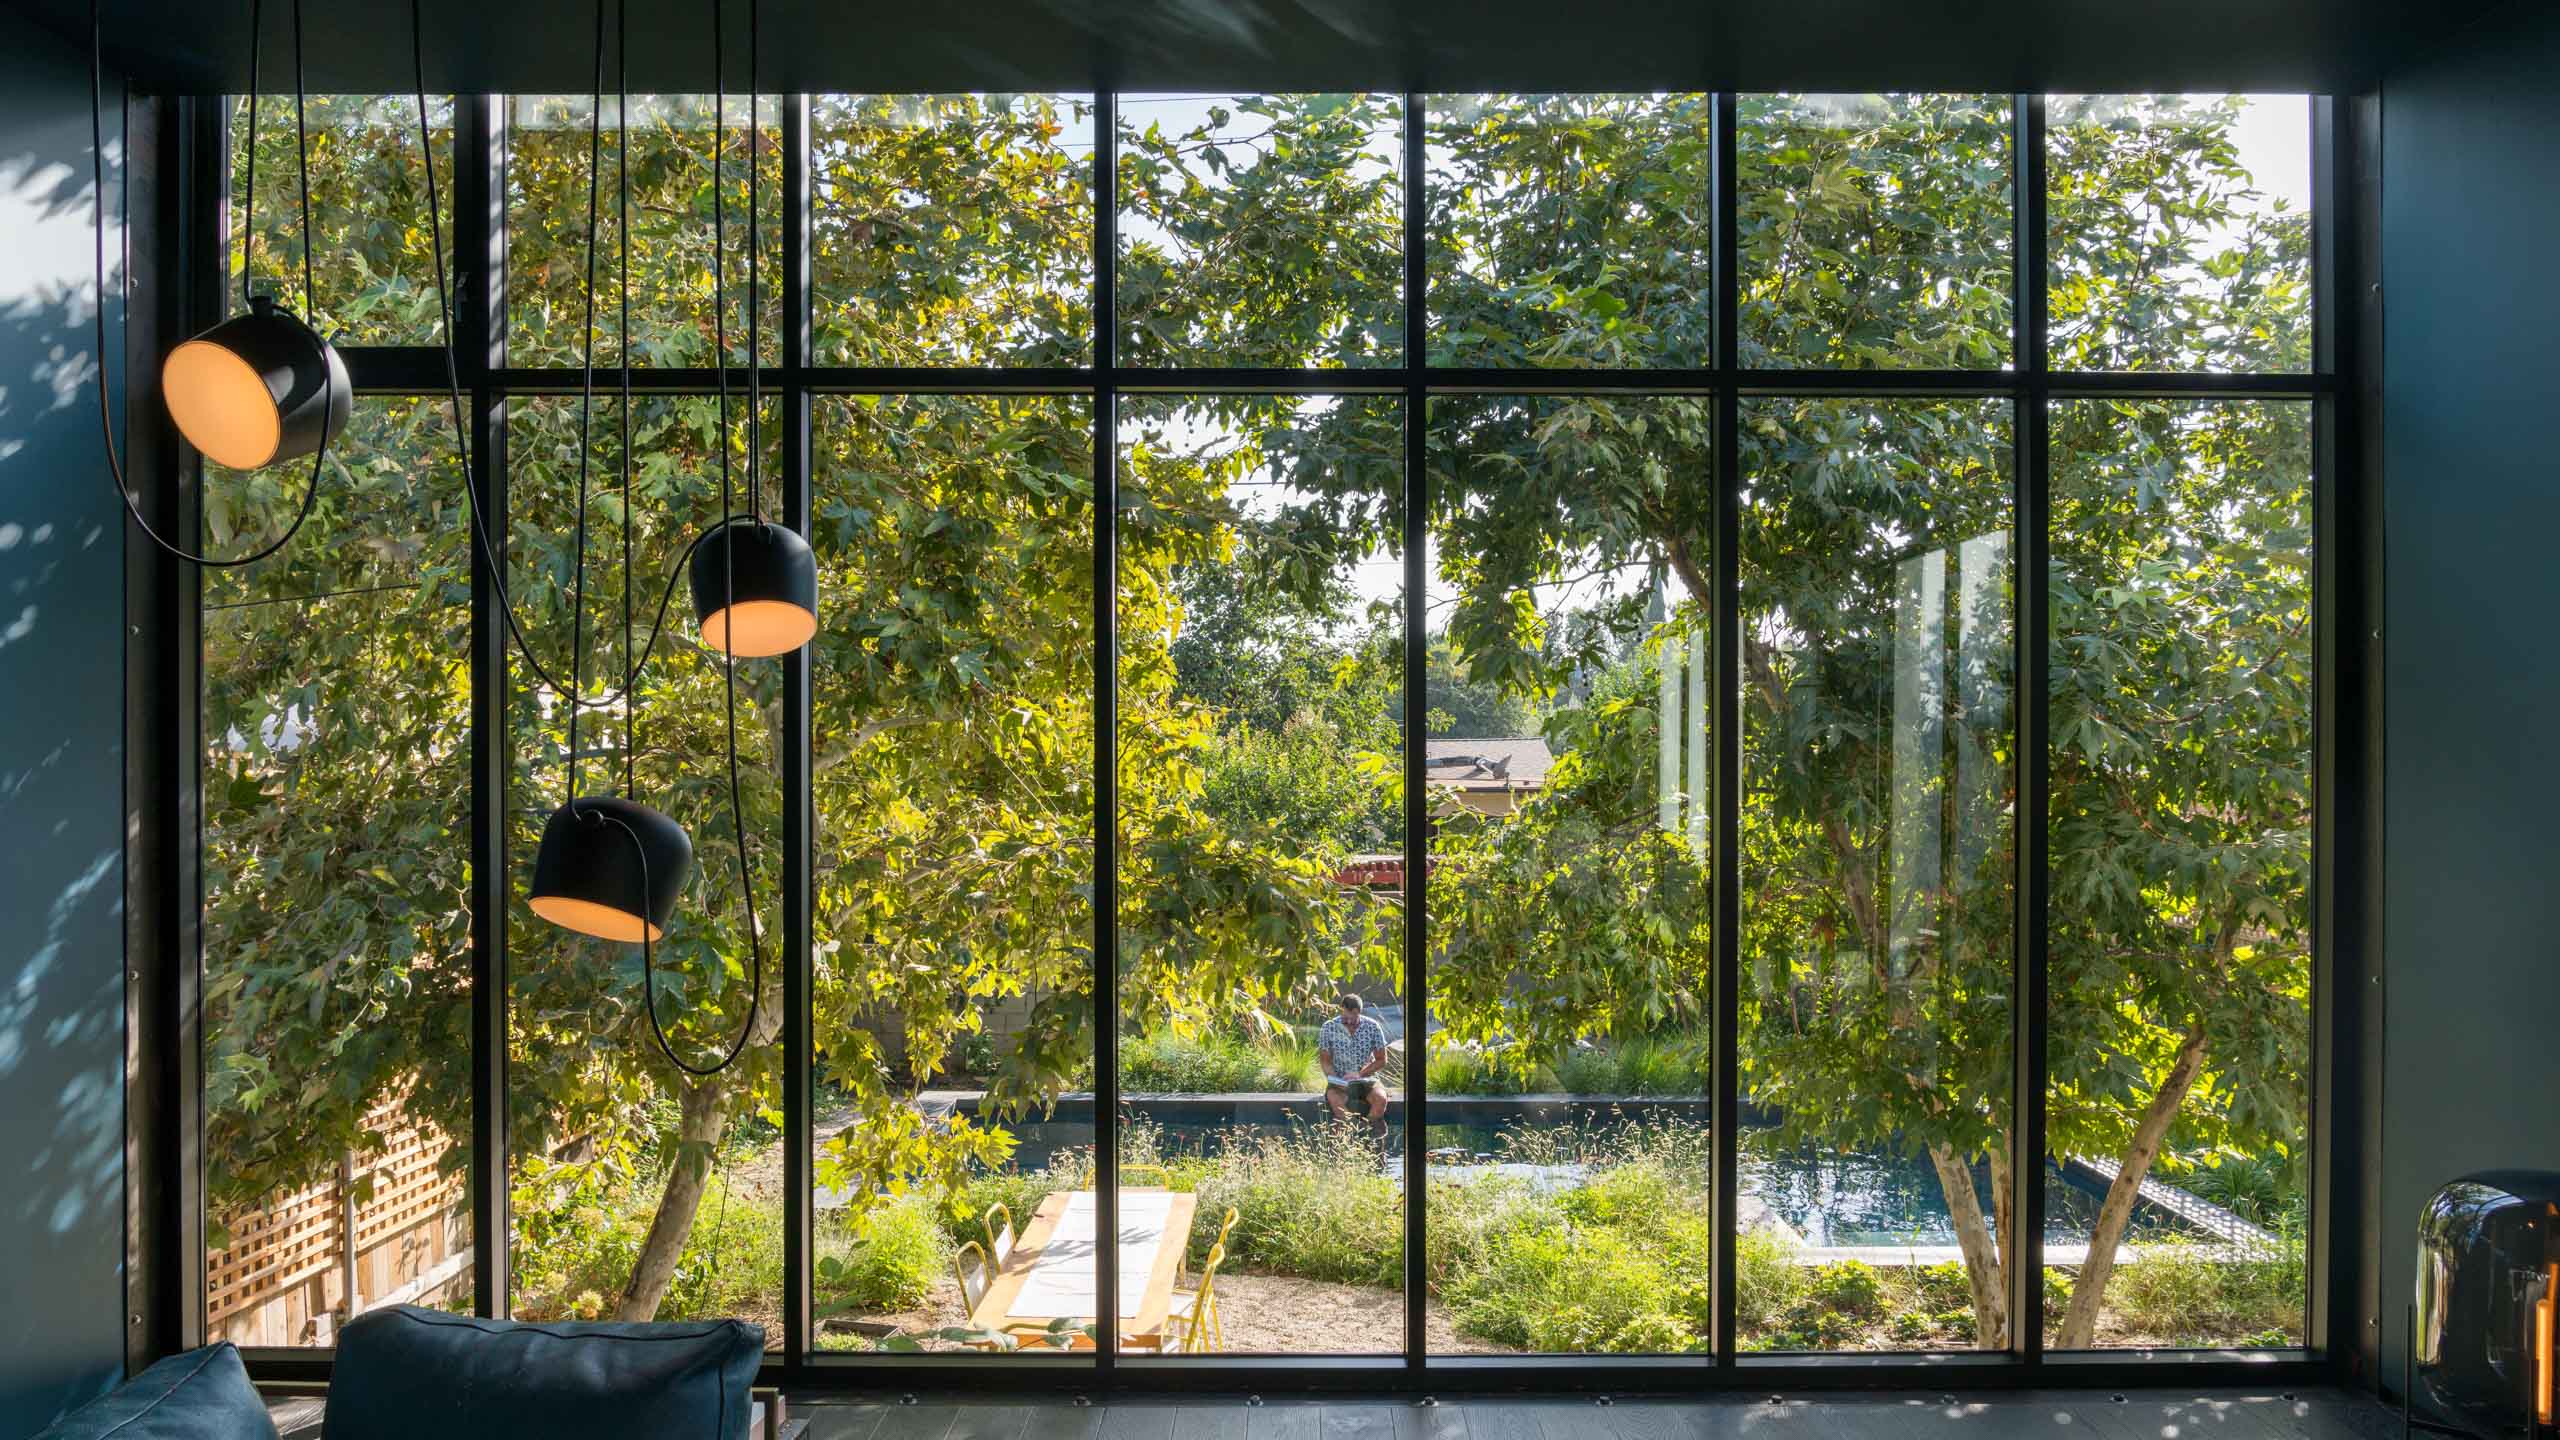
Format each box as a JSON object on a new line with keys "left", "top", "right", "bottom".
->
{"left": 529, "top": 893, "right": 664, "bottom": 943}
{"left": 2540, "top": 1260, "right": 2555, "bottom": 1426}
{"left": 700, "top": 598, "right": 818, "bottom": 658}
{"left": 163, "top": 339, "right": 281, "bottom": 470}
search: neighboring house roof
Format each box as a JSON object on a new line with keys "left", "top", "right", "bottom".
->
{"left": 1423, "top": 737, "right": 1553, "bottom": 792}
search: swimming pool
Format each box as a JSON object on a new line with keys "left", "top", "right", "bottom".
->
{"left": 976, "top": 1100, "right": 2173, "bottom": 1248}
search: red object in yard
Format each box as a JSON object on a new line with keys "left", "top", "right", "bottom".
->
{"left": 1335, "top": 854, "right": 1406, "bottom": 889}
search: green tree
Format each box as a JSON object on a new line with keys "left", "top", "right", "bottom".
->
{"left": 205, "top": 87, "right": 2312, "bottom": 1352}
{"left": 1276, "top": 94, "right": 2309, "bottom": 1351}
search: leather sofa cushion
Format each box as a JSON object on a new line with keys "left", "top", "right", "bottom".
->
{"left": 325, "top": 1306, "right": 764, "bottom": 1440}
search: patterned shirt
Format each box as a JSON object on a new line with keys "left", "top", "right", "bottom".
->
{"left": 1317, "top": 1013, "right": 1388, "bottom": 1085}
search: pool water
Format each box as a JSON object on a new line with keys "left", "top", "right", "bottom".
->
{"left": 1741, "top": 1140, "right": 2119, "bottom": 1247}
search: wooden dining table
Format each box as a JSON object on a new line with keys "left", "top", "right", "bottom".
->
{"left": 967, "top": 1187, "right": 1199, "bottom": 1342}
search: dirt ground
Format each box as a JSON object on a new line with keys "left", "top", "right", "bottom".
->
{"left": 824, "top": 1271, "right": 1516, "bottom": 1355}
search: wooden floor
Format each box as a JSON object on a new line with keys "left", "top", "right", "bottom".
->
{"left": 800, "top": 1389, "right": 2398, "bottom": 1440}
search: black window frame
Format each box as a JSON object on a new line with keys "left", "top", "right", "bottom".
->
{"left": 134, "top": 85, "right": 2370, "bottom": 1395}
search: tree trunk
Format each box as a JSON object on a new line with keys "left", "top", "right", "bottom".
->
{"left": 2051, "top": 1018, "right": 2211, "bottom": 1350}
{"left": 614, "top": 1081, "right": 729, "bottom": 1321}
{"left": 1929, "top": 1141, "right": 2010, "bottom": 1349}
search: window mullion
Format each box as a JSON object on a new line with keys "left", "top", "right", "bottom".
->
{"left": 2009, "top": 90, "right": 2052, "bottom": 1364}
{"left": 1709, "top": 87, "right": 1742, "bottom": 1370}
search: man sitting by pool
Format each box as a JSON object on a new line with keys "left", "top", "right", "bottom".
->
{"left": 1316, "top": 992, "right": 1390, "bottom": 1132}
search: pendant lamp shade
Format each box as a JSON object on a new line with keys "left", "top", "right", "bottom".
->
{"left": 162, "top": 296, "right": 352, "bottom": 471}
{"left": 529, "top": 795, "right": 693, "bottom": 942}
{"left": 691, "top": 520, "right": 818, "bottom": 658}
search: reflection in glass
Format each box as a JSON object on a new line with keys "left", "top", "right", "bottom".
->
{"left": 2049, "top": 95, "right": 2313, "bottom": 372}
{"left": 1738, "top": 94, "right": 2014, "bottom": 370}
{"left": 1425, "top": 94, "right": 1716, "bottom": 368}
{"left": 2043, "top": 399, "right": 2312, "bottom": 1350}
{"left": 1117, "top": 94, "right": 1404, "bottom": 368}
{"left": 505, "top": 395, "right": 782, "bottom": 1341}
{"left": 1115, "top": 396, "right": 1406, "bottom": 1355}
{"left": 202, "top": 398, "right": 473, "bottom": 1344}
{"left": 811, "top": 94, "right": 1093, "bottom": 367}
{"left": 807, "top": 395, "right": 1097, "bottom": 1358}
{"left": 1738, "top": 397, "right": 2015, "bottom": 1352}
{"left": 1423, "top": 394, "right": 1716, "bottom": 1356}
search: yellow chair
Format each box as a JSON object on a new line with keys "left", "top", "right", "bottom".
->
{"left": 954, "top": 1239, "right": 1069, "bottom": 1352}
{"left": 949, "top": 1240, "right": 1010, "bottom": 1352}
{"left": 982, "top": 1201, "right": 1016, "bottom": 1266}
{"left": 1119, "top": 1163, "right": 1169, "bottom": 1189}
{"left": 1166, "top": 1241, "right": 1228, "bottom": 1353}
{"left": 1178, "top": 1206, "right": 1240, "bottom": 1288}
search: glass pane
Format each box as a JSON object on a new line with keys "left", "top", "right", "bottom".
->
{"left": 229, "top": 95, "right": 454, "bottom": 346}
{"left": 811, "top": 94, "right": 1094, "bottom": 367}
{"left": 1738, "top": 396, "right": 2015, "bottom": 1352}
{"left": 202, "top": 397, "right": 473, "bottom": 1344}
{"left": 1424, "top": 394, "right": 1716, "bottom": 1356}
{"left": 2044, "top": 398, "right": 2312, "bottom": 1350}
{"left": 505, "top": 393, "right": 784, "bottom": 1343}
{"left": 1115, "top": 395, "right": 1406, "bottom": 1356}
{"left": 1117, "top": 93, "right": 1404, "bottom": 368}
{"left": 1738, "top": 94, "right": 2014, "bottom": 370}
{"left": 805, "top": 394, "right": 1097, "bottom": 1359}
{"left": 508, "top": 95, "right": 783, "bottom": 368}
{"left": 1425, "top": 94, "right": 1716, "bottom": 368}
{"left": 2049, "top": 95, "right": 2313, "bottom": 373}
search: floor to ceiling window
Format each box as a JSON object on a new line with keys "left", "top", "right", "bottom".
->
{"left": 193, "top": 82, "right": 2328, "bottom": 1370}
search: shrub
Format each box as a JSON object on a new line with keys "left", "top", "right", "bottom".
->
{"left": 1452, "top": 1216, "right": 1668, "bottom": 1350}
{"left": 1888, "top": 1311, "right": 1932, "bottom": 1343}
{"left": 817, "top": 1196, "right": 949, "bottom": 1312}
{"left": 2042, "top": 1265, "right": 2075, "bottom": 1323}
{"left": 1558, "top": 1159, "right": 1689, "bottom": 1238}
{"left": 1552, "top": 1046, "right": 1620, "bottom": 1095}
{"left": 1808, "top": 1260, "right": 1885, "bottom": 1318}
{"left": 1610, "top": 1311, "right": 1702, "bottom": 1353}
{"left": 1913, "top": 1261, "right": 1971, "bottom": 1312}
{"left": 1190, "top": 1124, "right": 1403, "bottom": 1285}
{"left": 1426, "top": 1045, "right": 1551, "bottom": 1096}
{"left": 1734, "top": 1226, "right": 1809, "bottom": 1335}
{"left": 2166, "top": 1153, "right": 2298, "bottom": 1229}
{"left": 1608, "top": 1035, "right": 1705, "bottom": 1096}
{"left": 511, "top": 1168, "right": 778, "bottom": 1324}
{"left": 2101, "top": 1231, "right": 2305, "bottom": 1343}
{"left": 1121, "top": 1029, "right": 1319, "bottom": 1093}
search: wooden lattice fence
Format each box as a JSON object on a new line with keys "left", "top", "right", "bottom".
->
{"left": 205, "top": 1097, "right": 471, "bottom": 1346}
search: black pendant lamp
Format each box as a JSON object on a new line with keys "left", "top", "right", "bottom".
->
{"left": 689, "top": 0, "right": 816, "bottom": 662}
{"left": 165, "top": 295, "right": 352, "bottom": 471}
{"left": 526, "top": 0, "right": 693, "bottom": 945}
{"left": 166, "top": 0, "right": 350, "bottom": 474}
{"left": 691, "top": 519, "right": 817, "bottom": 657}
{"left": 529, "top": 796, "right": 692, "bottom": 942}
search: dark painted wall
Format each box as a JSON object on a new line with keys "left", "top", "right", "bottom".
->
{"left": 0, "top": 21, "right": 130, "bottom": 1439}
{"left": 2377, "top": 0, "right": 2560, "bottom": 1391}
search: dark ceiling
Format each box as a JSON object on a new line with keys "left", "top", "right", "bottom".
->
{"left": 11, "top": 0, "right": 2506, "bottom": 96}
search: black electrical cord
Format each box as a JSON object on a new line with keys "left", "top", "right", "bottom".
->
{"left": 631, "top": 0, "right": 765, "bottom": 1080}
{"left": 408, "top": 0, "right": 705, "bottom": 714}
{"left": 745, "top": 0, "right": 762, "bottom": 527}
{"left": 618, "top": 0, "right": 638, "bottom": 803}
{"left": 89, "top": 0, "right": 332, "bottom": 569}
{"left": 563, "top": 0, "right": 605, "bottom": 813}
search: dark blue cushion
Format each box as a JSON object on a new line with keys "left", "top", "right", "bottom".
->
{"left": 325, "top": 1306, "right": 764, "bottom": 1440}
{"left": 31, "top": 1342, "right": 277, "bottom": 1440}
